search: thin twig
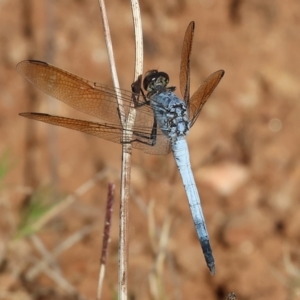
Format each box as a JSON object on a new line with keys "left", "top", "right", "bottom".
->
{"left": 28, "top": 235, "right": 60, "bottom": 276}
{"left": 28, "top": 255, "right": 82, "bottom": 298}
{"left": 97, "top": 183, "right": 115, "bottom": 300}
{"left": 119, "top": 2, "right": 143, "bottom": 299}
{"left": 26, "top": 226, "right": 94, "bottom": 280}
{"left": 131, "top": 0, "right": 143, "bottom": 79}
{"left": 97, "top": 1, "right": 143, "bottom": 299}
{"left": 97, "top": 0, "right": 123, "bottom": 121}
{"left": 26, "top": 236, "right": 82, "bottom": 298}
{"left": 31, "top": 168, "right": 111, "bottom": 232}
{"left": 53, "top": 225, "right": 94, "bottom": 256}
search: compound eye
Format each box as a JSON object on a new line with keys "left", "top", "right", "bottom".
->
{"left": 143, "top": 70, "right": 159, "bottom": 90}
{"left": 157, "top": 72, "right": 169, "bottom": 87}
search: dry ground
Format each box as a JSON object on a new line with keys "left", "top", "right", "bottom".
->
{"left": 0, "top": 0, "right": 300, "bottom": 299}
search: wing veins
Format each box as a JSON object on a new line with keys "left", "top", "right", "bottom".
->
{"left": 19, "top": 112, "right": 171, "bottom": 155}
{"left": 179, "top": 21, "right": 195, "bottom": 104}
{"left": 189, "top": 70, "right": 225, "bottom": 126}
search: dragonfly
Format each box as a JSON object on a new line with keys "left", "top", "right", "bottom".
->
{"left": 17, "top": 21, "right": 224, "bottom": 275}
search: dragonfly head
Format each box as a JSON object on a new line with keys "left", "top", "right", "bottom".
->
{"left": 143, "top": 70, "right": 169, "bottom": 93}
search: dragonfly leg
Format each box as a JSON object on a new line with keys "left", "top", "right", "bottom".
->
{"left": 131, "top": 75, "right": 151, "bottom": 108}
{"left": 132, "top": 116, "right": 158, "bottom": 146}
{"left": 135, "top": 88, "right": 151, "bottom": 108}
{"left": 121, "top": 137, "right": 154, "bottom": 146}
{"left": 120, "top": 117, "right": 158, "bottom": 147}
{"left": 128, "top": 129, "right": 156, "bottom": 147}
{"left": 149, "top": 117, "right": 158, "bottom": 145}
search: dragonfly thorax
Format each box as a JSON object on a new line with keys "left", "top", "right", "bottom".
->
{"left": 150, "top": 91, "right": 190, "bottom": 141}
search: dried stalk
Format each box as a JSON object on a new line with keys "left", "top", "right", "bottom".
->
{"left": 31, "top": 169, "right": 110, "bottom": 232}
{"left": 97, "top": 1, "right": 143, "bottom": 299}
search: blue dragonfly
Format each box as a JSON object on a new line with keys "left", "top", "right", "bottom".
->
{"left": 17, "top": 21, "right": 224, "bottom": 274}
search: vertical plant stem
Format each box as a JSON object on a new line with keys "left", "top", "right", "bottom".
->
{"left": 97, "top": 1, "right": 143, "bottom": 299}
{"left": 131, "top": 0, "right": 143, "bottom": 80}
{"left": 97, "top": 0, "right": 123, "bottom": 118}
{"left": 119, "top": 2, "right": 143, "bottom": 298}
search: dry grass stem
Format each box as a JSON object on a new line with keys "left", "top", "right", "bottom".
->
{"left": 97, "top": 1, "right": 143, "bottom": 299}
{"left": 31, "top": 168, "right": 111, "bottom": 232}
{"left": 26, "top": 236, "right": 81, "bottom": 298}
{"left": 26, "top": 226, "right": 94, "bottom": 280}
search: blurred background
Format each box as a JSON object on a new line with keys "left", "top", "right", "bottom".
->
{"left": 0, "top": 0, "right": 300, "bottom": 299}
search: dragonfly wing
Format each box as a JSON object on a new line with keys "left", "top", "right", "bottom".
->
{"left": 19, "top": 113, "right": 171, "bottom": 155}
{"left": 132, "top": 127, "right": 171, "bottom": 155}
{"left": 17, "top": 60, "right": 137, "bottom": 124}
{"left": 189, "top": 70, "right": 224, "bottom": 127}
{"left": 179, "top": 21, "right": 195, "bottom": 104}
{"left": 19, "top": 112, "right": 126, "bottom": 143}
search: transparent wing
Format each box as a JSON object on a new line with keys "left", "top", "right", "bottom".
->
{"left": 189, "top": 70, "right": 225, "bottom": 127}
{"left": 16, "top": 60, "right": 155, "bottom": 124}
{"left": 16, "top": 60, "right": 169, "bottom": 153}
{"left": 19, "top": 113, "right": 171, "bottom": 155}
{"left": 179, "top": 21, "right": 195, "bottom": 104}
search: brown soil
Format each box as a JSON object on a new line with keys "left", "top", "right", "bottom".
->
{"left": 1, "top": 0, "right": 300, "bottom": 299}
